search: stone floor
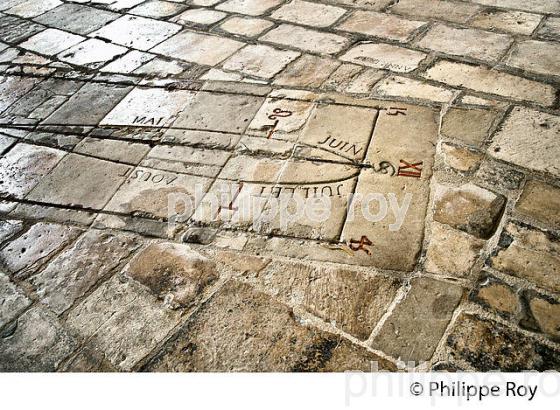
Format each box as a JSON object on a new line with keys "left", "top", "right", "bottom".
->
{"left": 0, "top": 0, "right": 559, "bottom": 372}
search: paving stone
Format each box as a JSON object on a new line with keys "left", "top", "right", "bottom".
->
{"left": 469, "top": 9, "right": 542, "bottom": 35}
{"left": 0, "top": 133, "right": 15, "bottom": 153}
{"left": 447, "top": 313, "right": 560, "bottom": 371}
{"left": 527, "top": 296, "right": 560, "bottom": 340}
{"left": 471, "top": 275, "right": 519, "bottom": 316}
{"left": 0, "top": 75, "right": 40, "bottom": 114}
{"left": 440, "top": 143, "right": 483, "bottom": 173}
{"left": 441, "top": 107, "right": 497, "bottom": 146}
{"left": 489, "top": 223, "right": 560, "bottom": 293}
{"left": 248, "top": 97, "right": 314, "bottom": 139}
{"left": 28, "top": 230, "right": 141, "bottom": 314}
{"left": 19, "top": 28, "right": 84, "bottom": 56}
{"left": 26, "top": 153, "right": 132, "bottom": 210}
{"left": 373, "top": 75, "right": 454, "bottom": 103}
{"left": 124, "top": 242, "right": 218, "bottom": 309}
{"left": 130, "top": 0, "right": 187, "bottom": 18}
{"left": 0, "top": 219, "right": 23, "bottom": 245}
{"left": 0, "top": 222, "right": 81, "bottom": 276}
{"left": 345, "top": 68, "right": 384, "bottom": 93}
{"left": 101, "top": 87, "right": 196, "bottom": 128}
{"left": 424, "top": 60, "right": 556, "bottom": 107}
{"left": 219, "top": 16, "right": 273, "bottom": 37}
{"left": 90, "top": 15, "right": 181, "bottom": 51}
{"left": 0, "top": 272, "right": 30, "bottom": 328}
{"left": 173, "top": 91, "right": 263, "bottom": 133}
{"left": 172, "top": 8, "right": 227, "bottom": 25}
{"left": 505, "top": 40, "right": 560, "bottom": 78}
{"left": 222, "top": 44, "right": 300, "bottom": 79}
{"left": 425, "top": 222, "right": 485, "bottom": 277}
{"left": 340, "top": 106, "right": 437, "bottom": 270}
{"left": 489, "top": 107, "right": 560, "bottom": 178}
{"left": 44, "top": 82, "right": 132, "bottom": 126}
{"left": 340, "top": 42, "right": 427, "bottom": 73}
{"left": 133, "top": 57, "right": 189, "bottom": 76}
{"left": 474, "top": 159, "right": 525, "bottom": 192}
{"left": 515, "top": 181, "right": 560, "bottom": 230}
{"left": 216, "top": 0, "right": 283, "bottom": 16}
{"left": 0, "top": 143, "right": 65, "bottom": 199}
{"left": 0, "top": 306, "right": 76, "bottom": 371}
{"left": 417, "top": 24, "right": 512, "bottom": 62}
{"left": 144, "top": 280, "right": 394, "bottom": 371}
{"left": 390, "top": 0, "right": 480, "bottom": 23}
{"left": 538, "top": 17, "right": 560, "bottom": 41}
{"left": 34, "top": 3, "right": 120, "bottom": 35}
{"left": 100, "top": 50, "right": 155, "bottom": 73}
{"left": 5, "top": 0, "right": 61, "bottom": 19}
{"left": 104, "top": 166, "right": 213, "bottom": 219}
{"left": 58, "top": 38, "right": 128, "bottom": 68}
{"left": 60, "top": 345, "right": 118, "bottom": 372}
{"left": 274, "top": 54, "right": 340, "bottom": 87}
{"left": 248, "top": 260, "right": 401, "bottom": 340}
{"left": 373, "top": 277, "right": 463, "bottom": 363}
{"left": 74, "top": 137, "right": 151, "bottom": 164}
{"left": 271, "top": 0, "right": 346, "bottom": 28}
{"left": 338, "top": 10, "right": 426, "bottom": 42}
{"left": 433, "top": 183, "right": 506, "bottom": 239}
{"left": 66, "top": 275, "right": 182, "bottom": 371}
{"left": 152, "top": 31, "right": 244, "bottom": 65}
{"left": 260, "top": 24, "right": 349, "bottom": 55}
{"left": 322, "top": 64, "right": 368, "bottom": 92}
{"left": 467, "top": 0, "right": 560, "bottom": 14}
{"left": 0, "top": 14, "right": 44, "bottom": 43}
{"left": 330, "top": 0, "right": 392, "bottom": 9}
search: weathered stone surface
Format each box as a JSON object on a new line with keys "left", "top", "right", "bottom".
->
{"left": 0, "top": 75, "right": 40, "bottom": 115}
{"left": 373, "top": 277, "right": 463, "bottom": 362}
{"left": 131, "top": 0, "right": 187, "bottom": 18}
{"left": 26, "top": 154, "right": 132, "bottom": 210}
{"left": 274, "top": 54, "right": 340, "bottom": 87}
{"left": 373, "top": 76, "right": 454, "bottom": 102}
{"left": 489, "top": 107, "right": 560, "bottom": 177}
{"left": 223, "top": 45, "right": 300, "bottom": 79}
{"left": 172, "top": 8, "right": 227, "bottom": 25}
{"left": 424, "top": 61, "right": 556, "bottom": 106}
{"left": 433, "top": 183, "right": 506, "bottom": 239}
{"left": 19, "top": 28, "right": 83, "bottom": 56}
{"left": 0, "top": 220, "right": 23, "bottom": 245}
{"left": 338, "top": 10, "right": 426, "bottom": 42}
{"left": 44, "top": 82, "right": 133, "bottom": 126}
{"left": 470, "top": 9, "right": 542, "bottom": 35}
{"left": 538, "top": 17, "right": 560, "bottom": 41}
{"left": 441, "top": 107, "right": 497, "bottom": 146}
{"left": 90, "top": 15, "right": 180, "bottom": 51}
{"left": 440, "top": 143, "right": 483, "bottom": 173}
{"left": 144, "top": 280, "right": 394, "bottom": 371}
{"left": 58, "top": 39, "right": 127, "bottom": 69}
{"left": 219, "top": 16, "right": 274, "bottom": 37}
{"left": 247, "top": 260, "right": 401, "bottom": 340}
{"left": 59, "top": 345, "right": 117, "bottom": 372}
{"left": 173, "top": 91, "right": 263, "bottom": 133}
{"left": 505, "top": 40, "right": 560, "bottom": 78}
{"left": 467, "top": 0, "right": 560, "bottom": 15}
{"left": 390, "top": 0, "right": 480, "bottom": 23}
{"left": 260, "top": 24, "right": 349, "bottom": 54}
{"left": 345, "top": 68, "right": 384, "bottom": 93}
{"left": 489, "top": 223, "right": 560, "bottom": 293}
{"left": 475, "top": 159, "right": 525, "bottom": 192}
{"left": 516, "top": 180, "right": 560, "bottom": 229}
{"left": 471, "top": 275, "right": 519, "bottom": 316}
{"left": 124, "top": 242, "right": 218, "bottom": 308}
{"left": 0, "top": 143, "right": 65, "bottom": 199}
{"left": 34, "top": 3, "right": 119, "bottom": 35}
{"left": 447, "top": 313, "right": 560, "bottom": 371}
{"left": 417, "top": 24, "right": 512, "bottom": 62}
{"left": 0, "top": 306, "right": 76, "bottom": 371}
{"left": 527, "top": 296, "right": 560, "bottom": 340}
{"left": 74, "top": 137, "right": 150, "bottom": 164}
{"left": 340, "top": 43, "right": 427, "bottom": 73}
{"left": 0, "top": 272, "right": 30, "bottom": 328}
{"left": 271, "top": 0, "right": 346, "bottom": 28}
{"left": 0, "top": 222, "right": 81, "bottom": 275}
{"left": 217, "top": 0, "right": 283, "bottom": 16}
{"left": 28, "top": 230, "right": 141, "bottom": 314}
{"left": 425, "top": 223, "right": 484, "bottom": 277}
{"left": 66, "top": 275, "right": 181, "bottom": 371}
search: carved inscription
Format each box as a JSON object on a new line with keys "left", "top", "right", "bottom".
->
{"left": 119, "top": 168, "right": 179, "bottom": 185}
{"left": 348, "top": 236, "right": 373, "bottom": 255}
{"left": 397, "top": 160, "right": 423, "bottom": 178}
{"left": 264, "top": 108, "right": 293, "bottom": 139}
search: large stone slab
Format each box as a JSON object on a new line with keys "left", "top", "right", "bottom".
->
{"left": 489, "top": 107, "right": 560, "bottom": 177}
{"left": 144, "top": 280, "right": 394, "bottom": 371}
